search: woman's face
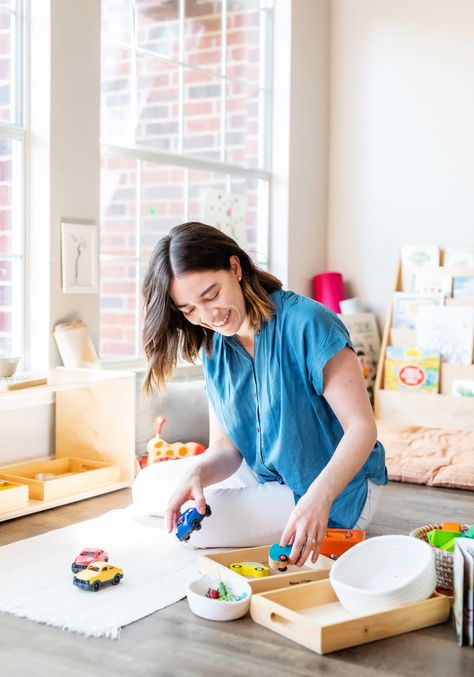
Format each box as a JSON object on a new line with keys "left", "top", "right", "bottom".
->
{"left": 169, "top": 255, "right": 246, "bottom": 336}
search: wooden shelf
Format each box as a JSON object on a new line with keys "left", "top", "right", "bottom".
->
{"left": 0, "top": 368, "right": 136, "bottom": 520}
{"left": 374, "top": 251, "right": 474, "bottom": 429}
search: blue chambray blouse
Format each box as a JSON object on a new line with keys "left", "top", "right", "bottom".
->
{"left": 200, "top": 289, "right": 388, "bottom": 528}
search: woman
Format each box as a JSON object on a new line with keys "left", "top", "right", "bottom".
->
{"left": 135, "top": 222, "right": 387, "bottom": 566}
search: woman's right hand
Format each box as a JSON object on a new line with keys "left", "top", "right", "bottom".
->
{"left": 165, "top": 468, "right": 207, "bottom": 534}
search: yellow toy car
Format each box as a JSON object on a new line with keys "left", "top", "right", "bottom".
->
{"left": 73, "top": 561, "right": 124, "bottom": 591}
{"left": 229, "top": 561, "right": 270, "bottom": 578}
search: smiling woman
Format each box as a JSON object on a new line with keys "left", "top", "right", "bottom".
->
{"left": 138, "top": 222, "right": 387, "bottom": 564}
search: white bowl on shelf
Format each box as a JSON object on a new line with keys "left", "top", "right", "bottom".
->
{"left": 0, "top": 356, "right": 21, "bottom": 378}
{"left": 187, "top": 573, "right": 252, "bottom": 621}
{"left": 329, "top": 535, "right": 436, "bottom": 616}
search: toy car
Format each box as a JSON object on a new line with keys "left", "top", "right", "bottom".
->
{"left": 268, "top": 544, "right": 292, "bottom": 571}
{"left": 229, "top": 561, "right": 270, "bottom": 578}
{"left": 176, "top": 504, "right": 212, "bottom": 542}
{"left": 73, "top": 562, "right": 124, "bottom": 591}
{"left": 71, "top": 548, "right": 109, "bottom": 573}
{"left": 268, "top": 529, "right": 366, "bottom": 570}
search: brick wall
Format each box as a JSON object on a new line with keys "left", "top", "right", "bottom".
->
{"left": 100, "top": 0, "right": 268, "bottom": 359}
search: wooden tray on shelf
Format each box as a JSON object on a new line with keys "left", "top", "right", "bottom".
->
{"left": 0, "top": 457, "right": 121, "bottom": 501}
{"left": 250, "top": 578, "right": 451, "bottom": 655}
{"left": 0, "top": 481, "right": 29, "bottom": 513}
{"left": 197, "top": 545, "right": 333, "bottom": 594}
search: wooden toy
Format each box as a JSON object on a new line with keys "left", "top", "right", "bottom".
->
{"left": 139, "top": 415, "right": 205, "bottom": 468}
{"left": 462, "top": 525, "right": 474, "bottom": 539}
{"left": 268, "top": 529, "right": 366, "bottom": 571}
{"left": 441, "top": 521, "right": 462, "bottom": 532}
{"left": 229, "top": 561, "right": 270, "bottom": 578}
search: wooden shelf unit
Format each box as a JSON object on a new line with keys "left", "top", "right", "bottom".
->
{"left": 374, "top": 252, "right": 474, "bottom": 429}
{"left": 0, "top": 367, "right": 136, "bottom": 521}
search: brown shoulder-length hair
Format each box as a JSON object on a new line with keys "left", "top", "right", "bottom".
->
{"left": 142, "top": 222, "right": 282, "bottom": 394}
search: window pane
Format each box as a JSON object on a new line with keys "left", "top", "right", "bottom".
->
{"left": 0, "top": 137, "right": 21, "bottom": 256}
{"left": 135, "top": 55, "right": 179, "bottom": 151}
{"left": 101, "top": 155, "right": 137, "bottom": 256}
{"left": 100, "top": 259, "right": 138, "bottom": 359}
{"left": 230, "top": 175, "right": 268, "bottom": 263}
{"left": 188, "top": 168, "right": 227, "bottom": 222}
{"left": 136, "top": 0, "right": 180, "bottom": 60}
{"left": 141, "top": 161, "right": 185, "bottom": 261}
{"left": 101, "top": 44, "right": 133, "bottom": 143}
{"left": 183, "top": 67, "right": 221, "bottom": 160}
{"left": 226, "top": 80, "right": 263, "bottom": 168}
{"left": 101, "top": 0, "right": 132, "bottom": 45}
{"left": 227, "top": 0, "right": 262, "bottom": 88}
{"left": 0, "top": 10, "right": 13, "bottom": 123}
{"left": 185, "top": 0, "right": 222, "bottom": 74}
{"left": 0, "top": 257, "right": 22, "bottom": 357}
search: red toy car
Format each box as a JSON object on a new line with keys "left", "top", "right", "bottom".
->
{"left": 71, "top": 548, "right": 109, "bottom": 573}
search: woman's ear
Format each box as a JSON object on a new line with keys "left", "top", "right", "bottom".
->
{"left": 229, "top": 255, "right": 242, "bottom": 278}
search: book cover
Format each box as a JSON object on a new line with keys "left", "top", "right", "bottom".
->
{"left": 444, "top": 246, "right": 474, "bottom": 270}
{"left": 416, "top": 306, "right": 474, "bottom": 365}
{"left": 401, "top": 245, "right": 439, "bottom": 291}
{"left": 392, "top": 292, "right": 444, "bottom": 330}
{"left": 384, "top": 347, "right": 440, "bottom": 392}
{"left": 414, "top": 268, "right": 452, "bottom": 296}
{"left": 452, "top": 380, "right": 474, "bottom": 397}
{"left": 455, "top": 538, "right": 474, "bottom": 646}
{"left": 453, "top": 275, "right": 474, "bottom": 299}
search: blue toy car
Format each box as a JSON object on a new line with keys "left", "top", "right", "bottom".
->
{"left": 176, "top": 504, "right": 212, "bottom": 542}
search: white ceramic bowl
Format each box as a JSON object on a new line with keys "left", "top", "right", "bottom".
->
{"left": 187, "top": 574, "right": 252, "bottom": 621}
{"left": 0, "top": 356, "right": 20, "bottom": 377}
{"left": 329, "top": 535, "right": 436, "bottom": 616}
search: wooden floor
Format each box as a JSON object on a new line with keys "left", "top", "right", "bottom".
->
{"left": 0, "top": 482, "right": 473, "bottom": 677}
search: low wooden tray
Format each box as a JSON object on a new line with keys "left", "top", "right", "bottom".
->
{"left": 197, "top": 545, "right": 333, "bottom": 594}
{"left": 0, "top": 457, "right": 121, "bottom": 501}
{"left": 0, "top": 481, "right": 29, "bottom": 513}
{"left": 250, "top": 578, "right": 451, "bottom": 654}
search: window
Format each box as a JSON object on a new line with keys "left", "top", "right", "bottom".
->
{"left": 100, "top": 0, "right": 273, "bottom": 360}
{"left": 0, "top": 0, "right": 25, "bottom": 361}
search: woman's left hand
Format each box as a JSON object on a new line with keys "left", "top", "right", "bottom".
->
{"left": 279, "top": 491, "right": 331, "bottom": 567}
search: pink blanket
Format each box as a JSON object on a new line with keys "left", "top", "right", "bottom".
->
{"left": 377, "top": 421, "right": 474, "bottom": 490}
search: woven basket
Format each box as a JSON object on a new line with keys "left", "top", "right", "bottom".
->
{"left": 409, "top": 522, "right": 469, "bottom": 594}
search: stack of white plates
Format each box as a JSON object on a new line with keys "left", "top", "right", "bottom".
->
{"left": 329, "top": 535, "right": 437, "bottom": 616}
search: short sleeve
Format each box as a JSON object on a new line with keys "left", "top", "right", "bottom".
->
{"left": 298, "top": 301, "right": 353, "bottom": 397}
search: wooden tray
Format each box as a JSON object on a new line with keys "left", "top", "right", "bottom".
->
{"left": 197, "top": 545, "right": 333, "bottom": 594}
{"left": 0, "top": 457, "right": 121, "bottom": 501}
{"left": 250, "top": 578, "right": 451, "bottom": 654}
{"left": 0, "top": 481, "right": 29, "bottom": 513}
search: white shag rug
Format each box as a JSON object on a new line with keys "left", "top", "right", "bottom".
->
{"left": 0, "top": 505, "right": 202, "bottom": 639}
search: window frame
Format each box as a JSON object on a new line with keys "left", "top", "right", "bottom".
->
{"left": 0, "top": 0, "right": 27, "bottom": 363}
{"left": 100, "top": 0, "right": 274, "bottom": 365}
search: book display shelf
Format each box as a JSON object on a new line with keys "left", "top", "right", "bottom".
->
{"left": 374, "top": 247, "right": 474, "bottom": 430}
{"left": 0, "top": 368, "right": 135, "bottom": 521}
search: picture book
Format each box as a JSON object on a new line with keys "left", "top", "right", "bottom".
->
{"left": 401, "top": 244, "right": 439, "bottom": 291}
{"left": 416, "top": 306, "right": 474, "bottom": 365}
{"left": 392, "top": 292, "right": 444, "bottom": 330}
{"left": 453, "top": 275, "right": 474, "bottom": 299}
{"left": 384, "top": 347, "right": 440, "bottom": 393}
{"left": 453, "top": 538, "right": 474, "bottom": 646}
{"left": 338, "top": 312, "right": 381, "bottom": 355}
{"left": 452, "top": 380, "right": 474, "bottom": 397}
{"left": 413, "top": 268, "right": 452, "bottom": 296}
{"left": 444, "top": 245, "right": 474, "bottom": 270}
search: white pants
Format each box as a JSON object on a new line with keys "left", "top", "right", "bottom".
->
{"left": 132, "top": 456, "right": 382, "bottom": 548}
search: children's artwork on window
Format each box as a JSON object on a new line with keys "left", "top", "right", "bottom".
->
{"left": 204, "top": 189, "right": 248, "bottom": 248}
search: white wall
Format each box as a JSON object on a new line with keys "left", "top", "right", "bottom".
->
{"left": 271, "top": 0, "right": 329, "bottom": 297}
{"left": 328, "top": 0, "right": 474, "bottom": 321}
